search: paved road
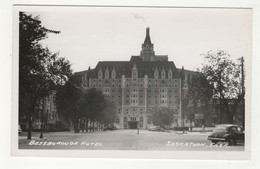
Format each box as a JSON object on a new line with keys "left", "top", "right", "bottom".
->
{"left": 19, "top": 130, "right": 244, "bottom": 151}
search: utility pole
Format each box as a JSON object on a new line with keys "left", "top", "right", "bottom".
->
{"left": 241, "top": 57, "right": 245, "bottom": 129}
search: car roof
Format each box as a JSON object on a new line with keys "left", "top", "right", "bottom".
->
{"left": 216, "top": 124, "right": 242, "bottom": 127}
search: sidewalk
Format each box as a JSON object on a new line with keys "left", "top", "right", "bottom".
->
{"left": 171, "top": 130, "right": 211, "bottom": 135}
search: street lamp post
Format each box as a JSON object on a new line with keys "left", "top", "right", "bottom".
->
{"left": 40, "top": 97, "right": 45, "bottom": 138}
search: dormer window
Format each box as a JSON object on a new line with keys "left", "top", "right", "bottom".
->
{"left": 154, "top": 69, "right": 159, "bottom": 79}
{"left": 112, "top": 68, "right": 116, "bottom": 78}
{"left": 98, "top": 69, "right": 102, "bottom": 79}
{"left": 132, "top": 64, "right": 138, "bottom": 80}
{"left": 168, "top": 69, "right": 172, "bottom": 79}
{"left": 161, "top": 69, "right": 165, "bottom": 79}
{"left": 105, "top": 69, "right": 109, "bottom": 79}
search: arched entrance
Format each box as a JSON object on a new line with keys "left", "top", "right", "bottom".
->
{"left": 128, "top": 121, "right": 138, "bottom": 129}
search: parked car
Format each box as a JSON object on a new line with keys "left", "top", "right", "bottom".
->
{"left": 103, "top": 125, "right": 118, "bottom": 131}
{"left": 18, "top": 125, "right": 22, "bottom": 134}
{"left": 207, "top": 124, "right": 244, "bottom": 145}
{"left": 148, "top": 126, "right": 164, "bottom": 132}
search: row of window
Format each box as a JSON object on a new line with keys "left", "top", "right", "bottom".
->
{"left": 123, "top": 117, "right": 144, "bottom": 122}
{"left": 97, "top": 71, "right": 178, "bottom": 79}
{"left": 89, "top": 79, "right": 179, "bottom": 88}
{"left": 101, "top": 88, "right": 179, "bottom": 94}
{"left": 91, "top": 83, "right": 178, "bottom": 88}
{"left": 110, "top": 100, "right": 179, "bottom": 106}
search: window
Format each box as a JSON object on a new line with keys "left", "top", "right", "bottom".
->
{"left": 237, "top": 127, "right": 243, "bottom": 132}
{"left": 140, "top": 117, "right": 143, "bottom": 122}
{"left": 131, "top": 117, "right": 137, "bottom": 121}
{"left": 116, "top": 118, "right": 119, "bottom": 124}
{"left": 148, "top": 117, "right": 151, "bottom": 124}
{"left": 230, "top": 127, "right": 237, "bottom": 132}
{"left": 124, "top": 117, "right": 127, "bottom": 122}
{"left": 47, "top": 109, "right": 49, "bottom": 119}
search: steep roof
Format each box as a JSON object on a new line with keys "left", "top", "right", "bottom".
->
{"left": 88, "top": 56, "right": 180, "bottom": 78}
{"left": 143, "top": 27, "right": 152, "bottom": 46}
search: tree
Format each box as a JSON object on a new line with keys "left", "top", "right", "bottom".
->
{"left": 56, "top": 81, "right": 117, "bottom": 133}
{"left": 200, "top": 50, "right": 242, "bottom": 124}
{"left": 151, "top": 107, "right": 174, "bottom": 128}
{"left": 100, "top": 99, "right": 117, "bottom": 127}
{"left": 55, "top": 75, "right": 81, "bottom": 131}
{"left": 182, "top": 73, "right": 213, "bottom": 126}
{"left": 19, "top": 12, "right": 72, "bottom": 139}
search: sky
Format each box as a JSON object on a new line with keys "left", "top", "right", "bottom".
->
{"left": 24, "top": 6, "right": 251, "bottom": 72}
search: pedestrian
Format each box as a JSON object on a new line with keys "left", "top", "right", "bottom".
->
{"left": 202, "top": 125, "right": 205, "bottom": 132}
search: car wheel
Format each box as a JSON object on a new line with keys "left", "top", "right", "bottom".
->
{"left": 212, "top": 140, "right": 218, "bottom": 144}
{"left": 228, "top": 138, "right": 236, "bottom": 146}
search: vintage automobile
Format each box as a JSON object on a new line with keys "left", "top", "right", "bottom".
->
{"left": 103, "top": 125, "right": 118, "bottom": 131}
{"left": 148, "top": 126, "right": 164, "bottom": 132}
{"left": 207, "top": 124, "right": 244, "bottom": 145}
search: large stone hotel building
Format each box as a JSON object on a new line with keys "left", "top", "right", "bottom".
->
{"left": 75, "top": 28, "right": 193, "bottom": 129}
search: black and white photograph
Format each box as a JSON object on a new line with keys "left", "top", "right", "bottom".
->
{"left": 11, "top": 5, "right": 252, "bottom": 160}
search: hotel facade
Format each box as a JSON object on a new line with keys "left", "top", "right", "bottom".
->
{"left": 75, "top": 28, "right": 194, "bottom": 129}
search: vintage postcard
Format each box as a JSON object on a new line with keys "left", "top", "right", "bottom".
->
{"left": 12, "top": 5, "right": 252, "bottom": 160}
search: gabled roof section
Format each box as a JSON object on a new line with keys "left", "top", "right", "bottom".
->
{"left": 89, "top": 58, "right": 179, "bottom": 78}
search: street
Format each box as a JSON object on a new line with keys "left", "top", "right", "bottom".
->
{"left": 19, "top": 130, "right": 244, "bottom": 151}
